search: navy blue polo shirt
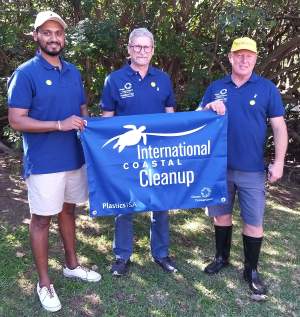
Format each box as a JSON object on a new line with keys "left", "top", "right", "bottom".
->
{"left": 100, "top": 63, "right": 176, "bottom": 115}
{"left": 7, "top": 53, "right": 86, "bottom": 177}
{"left": 200, "top": 73, "right": 285, "bottom": 172}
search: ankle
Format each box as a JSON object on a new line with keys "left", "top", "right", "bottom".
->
{"left": 38, "top": 280, "right": 51, "bottom": 289}
{"left": 65, "top": 256, "right": 79, "bottom": 270}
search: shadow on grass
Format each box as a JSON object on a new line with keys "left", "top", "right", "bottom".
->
{"left": 1, "top": 152, "right": 299, "bottom": 316}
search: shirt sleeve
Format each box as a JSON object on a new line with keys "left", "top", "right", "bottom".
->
{"left": 197, "top": 84, "right": 214, "bottom": 110}
{"left": 7, "top": 70, "right": 34, "bottom": 109}
{"left": 165, "top": 75, "right": 176, "bottom": 108}
{"left": 267, "top": 82, "right": 285, "bottom": 118}
{"left": 78, "top": 73, "right": 87, "bottom": 106}
{"left": 100, "top": 75, "right": 116, "bottom": 112}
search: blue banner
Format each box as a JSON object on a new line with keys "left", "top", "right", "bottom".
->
{"left": 80, "top": 111, "right": 228, "bottom": 216}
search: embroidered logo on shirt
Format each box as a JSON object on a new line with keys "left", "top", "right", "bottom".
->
{"left": 119, "top": 82, "right": 134, "bottom": 99}
{"left": 214, "top": 88, "right": 227, "bottom": 102}
{"left": 45, "top": 80, "right": 52, "bottom": 86}
{"left": 124, "top": 82, "right": 132, "bottom": 90}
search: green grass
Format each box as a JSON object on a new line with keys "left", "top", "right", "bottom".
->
{"left": 0, "top": 195, "right": 299, "bottom": 317}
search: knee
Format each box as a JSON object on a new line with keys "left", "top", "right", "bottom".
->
{"left": 61, "top": 203, "right": 75, "bottom": 216}
{"left": 30, "top": 214, "right": 51, "bottom": 230}
{"left": 243, "top": 223, "right": 263, "bottom": 237}
{"left": 213, "top": 214, "right": 232, "bottom": 226}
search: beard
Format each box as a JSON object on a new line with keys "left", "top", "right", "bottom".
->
{"left": 38, "top": 40, "right": 64, "bottom": 56}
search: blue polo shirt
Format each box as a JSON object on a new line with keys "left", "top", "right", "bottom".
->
{"left": 7, "top": 53, "right": 86, "bottom": 178}
{"left": 100, "top": 63, "right": 176, "bottom": 115}
{"left": 200, "top": 73, "right": 285, "bottom": 172}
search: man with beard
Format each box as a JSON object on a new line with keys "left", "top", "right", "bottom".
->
{"left": 7, "top": 11, "right": 101, "bottom": 312}
{"left": 100, "top": 28, "right": 177, "bottom": 276}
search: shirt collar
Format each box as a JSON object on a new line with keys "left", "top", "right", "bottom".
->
{"left": 123, "top": 62, "right": 156, "bottom": 76}
{"left": 225, "top": 72, "right": 259, "bottom": 84}
{"left": 35, "top": 51, "right": 70, "bottom": 72}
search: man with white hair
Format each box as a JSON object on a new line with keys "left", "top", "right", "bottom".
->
{"left": 100, "top": 28, "right": 177, "bottom": 276}
{"left": 199, "top": 37, "right": 288, "bottom": 297}
{"left": 7, "top": 11, "right": 101, "bottom": 312}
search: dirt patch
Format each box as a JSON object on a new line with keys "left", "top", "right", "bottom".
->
{"left": 267, "top": 164, "right": 300, "bottom": 210}
{"left": 267, "top": 182, "right": 300, "bottom": 210}
{"left": 0, "top": 153, "right": 29, "bottom": 227}
{"left": 0, "top": 153, "right": 299, "bottom": 228}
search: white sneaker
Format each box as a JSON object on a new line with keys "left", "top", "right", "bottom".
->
{"left": 63, "top": 265, "right": 101, "bottom": 282}
{"left": 37, "top": 283, "right": 62, "bottom": 312}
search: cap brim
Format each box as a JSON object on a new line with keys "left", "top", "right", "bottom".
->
{"left": 231, "top": 48, "right": 257, "bottom": 53}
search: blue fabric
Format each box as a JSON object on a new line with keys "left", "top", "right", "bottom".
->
{"left": 113, "top": 211, "right": 169, "bottom": 260}
{"left": 7, "top": 53, "right": 86, "bottom": 177}
{"left": 81, "top": 111, "right": 228, "bottom": 260}
{"left": 207, "top": 169, "right": 266, "bottom": 226}
{"left": 150, "top": 211, "right": 169, "bottom": 258}
{"left": 100, "top": 64, "right": 176, "bottom": 115}
{"left": 80, "top": 111, "right": 228, "bottom": 216}
{"left": 99, "top": 62, "right": 176, "bottom": 260}
{"left": 200, "top": 73, "right": 285, "bottom": 172}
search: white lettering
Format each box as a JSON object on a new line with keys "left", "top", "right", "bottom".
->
{"left": 139, "top": 170, "right": 195, "bottom": 187}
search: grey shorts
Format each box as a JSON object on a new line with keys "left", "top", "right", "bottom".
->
{"left": 207, "top": 169, "right": 266, "bottom": 226}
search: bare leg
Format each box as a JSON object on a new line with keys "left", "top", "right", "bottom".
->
{"left": 58, "top": 202, "right": 79, "bottom": 269}
{"left": 243, "top": 223, "right": 263, "bottom": 237}
{"left": 30, "top": 214, "right": 51, "bottom": 288}
{"left": 213, "top": 214, "right": 232, "bottom": 226}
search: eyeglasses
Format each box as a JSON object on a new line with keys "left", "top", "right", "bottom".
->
{"left": 129, "top": 45, "right": 153, "bottom": 53}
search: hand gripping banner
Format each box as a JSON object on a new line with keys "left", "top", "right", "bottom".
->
{"left": 80, "top": 111, "right": 228, "bottom": 216}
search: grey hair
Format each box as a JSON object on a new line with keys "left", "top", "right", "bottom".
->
{"left": 128, "top": 28, "right": 154, "bottom": 46}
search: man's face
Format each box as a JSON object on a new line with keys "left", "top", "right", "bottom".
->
{"left": 229, "top": 50, "right": 257, "bottom": 77}
{"left": 128, "top": 36, "right": 154, "bottom": 68}
{"left": 33, "top": 20, "right": 65, "bottom": 56}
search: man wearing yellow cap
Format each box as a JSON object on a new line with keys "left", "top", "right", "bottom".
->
{"left": 7, "top": 11, "right": 101, "bottom": 312}
{"left": 198, "top": 37, "right": 288, "bottom": 296}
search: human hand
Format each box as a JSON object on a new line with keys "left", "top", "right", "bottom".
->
{"left": 267, "top": 161, "right": 284, "bottom": 183}
{"left": 204, "top": 100, "right": 226, "bottom": 115}
{"left": 59, "top": 115, "right": 85, "bottom": 131}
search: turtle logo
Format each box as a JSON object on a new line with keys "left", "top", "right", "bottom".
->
{"left": 102, "top": 124, "right": 207, "bottom": 153}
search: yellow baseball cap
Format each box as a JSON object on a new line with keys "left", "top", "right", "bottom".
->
{"left": 34, "top": 11, "right": 67, "bottom": 30}
{"left": 231, "top": 37, "right": 257, "bottom": 53}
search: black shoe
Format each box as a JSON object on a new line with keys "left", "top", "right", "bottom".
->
{"left": 111, "top": 259, "right": 130, "bottom": 276}
{"left": 204, "top": 256, "right": 229, "bottom": 274}
{"left": 154, "top": 256, "right": 178, "bottom": 273}
{"left": 243, "top": 268, "right": 267, "bottom": 295}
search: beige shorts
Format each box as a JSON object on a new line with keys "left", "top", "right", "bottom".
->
{"left": 26, "top": 165, "right": 88, "bottom": 216}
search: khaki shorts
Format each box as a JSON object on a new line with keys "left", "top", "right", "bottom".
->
{"left": 26, "top": 165, "right": 88, "bottom": 216}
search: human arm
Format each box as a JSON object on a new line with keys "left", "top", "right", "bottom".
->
{"left": 268, "top": 116, "right": 288, "bottom": 183}
{"left": 196, "top": 83, "right": 226, "bottom": 115}
{"left": 165, "top": 107, "right": 174, "bottom": 113}
{"left": 80, "top": 104, "right": 89, "bottom": 117}
{"left": 201, "top": 100, "right": 226, "bottom": 115}
{"left": 8, "top": 108, "right": 86, "bottom": 132}
{"left": 102, "top": 110, "right": 115, "bottom": 117}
